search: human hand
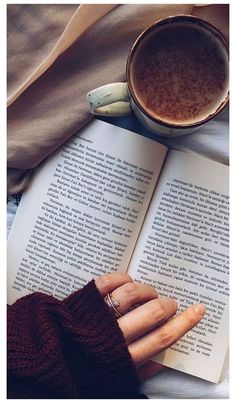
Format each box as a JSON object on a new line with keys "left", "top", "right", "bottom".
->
{"left": 95, "top": 272, "right": 205, "bottom": 381}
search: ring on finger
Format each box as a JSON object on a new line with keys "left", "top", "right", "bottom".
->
{"left": 104, "top": 293, "right": 122, "bottom": 318}
{"left": 111, "top": 282, "right": 158, "bottom": 314}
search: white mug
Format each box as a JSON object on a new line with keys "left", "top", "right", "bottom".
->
{"left": 87, "top": 15, "right": 229, "bottom": 138}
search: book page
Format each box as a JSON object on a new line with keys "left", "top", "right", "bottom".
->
{"left": 128, "top": 150, "right": 229, "bottom": 383}
{"left": 8, "top": 120, "right": 167, "bottom": 304}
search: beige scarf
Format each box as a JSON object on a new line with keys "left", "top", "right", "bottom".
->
{"left": 7, "top": 3, "right": 229, "bottom": 195}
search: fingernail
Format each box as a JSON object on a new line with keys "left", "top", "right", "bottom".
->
{"left": 194, "top": 304, "right": 205, "bottom": 315}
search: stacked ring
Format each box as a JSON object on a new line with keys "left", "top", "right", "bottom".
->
{"left": 104, "top": 293, "right": 122, "bottom": 318}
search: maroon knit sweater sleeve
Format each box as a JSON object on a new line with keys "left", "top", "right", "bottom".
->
{"left": 7, "top": 280, "right": 141, "bottom": 399}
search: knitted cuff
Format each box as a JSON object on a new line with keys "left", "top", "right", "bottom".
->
{"left": 63, "top": 280, "right": 141, "bottom": 398}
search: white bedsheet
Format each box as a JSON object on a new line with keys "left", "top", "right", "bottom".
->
{"left": 7, "top": 107, "right": 229, "bottom": 398}
{"left": 141, "top": 367, "right": 229, "bottom": 399}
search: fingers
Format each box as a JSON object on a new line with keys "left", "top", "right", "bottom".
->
{"left": 112, "top": 282, "right": 158, "bottom": 314}
{"left": 95, "top": 274, "right": 158, "bottom": 315}
{"left": 129, "top": 303, "right": 205, "bottom": 366}
{"left": 118, "top": 297, "right": 177, "bottom": 342}
{"left": 95, "top": 272, "right": 133, "bottom": 296}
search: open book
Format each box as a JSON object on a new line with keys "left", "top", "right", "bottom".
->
{"left": 8, "top": 120, "right": 229, "bottom": 383}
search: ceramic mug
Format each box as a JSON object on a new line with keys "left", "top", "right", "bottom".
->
{"left": 86, "top": 15, "right": 229, "bottom": 137}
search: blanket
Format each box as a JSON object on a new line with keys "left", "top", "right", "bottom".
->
{"left": 7, "top": 3, "right": 229, "bottom": 194}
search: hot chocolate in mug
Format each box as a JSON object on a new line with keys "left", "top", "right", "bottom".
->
{"left": 87, "top": 15, "right": 229, "bottom": 137}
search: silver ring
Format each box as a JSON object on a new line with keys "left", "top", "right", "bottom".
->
{"left": 104, "top": 293, "right": 122, "bottom": 318}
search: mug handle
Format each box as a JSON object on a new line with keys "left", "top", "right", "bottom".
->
{"left": 86, "top": 82, "right": 132, "bottom": 116}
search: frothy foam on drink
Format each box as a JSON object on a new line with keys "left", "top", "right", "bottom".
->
{"left": 130, "top": 22, "right": 228, "bottom": 125}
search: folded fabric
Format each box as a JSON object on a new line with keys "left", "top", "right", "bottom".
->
{"left": 7, "top": 4, "right": 229, "bottom": 195}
